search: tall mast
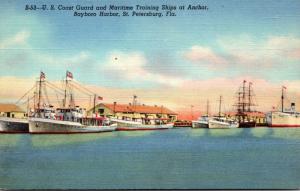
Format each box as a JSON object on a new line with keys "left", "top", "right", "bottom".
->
{"left": 219, "top": 95, "right": 222, "bottom": 117}
{"left": 281, "top": 86, "right": 285, "bottom": 112}
{"left": 37, "top": 72, "right": 43, "bottom": 117}
{"left": 93, "top": 94, "right": 96, "bottom": 114}
{"left": 206, "top": 100, "right": 209, "bottom": 116}
{"left": 63, "top": 71, "right": 68, "bottom": 108}
{"left": 242, "top": 80, "right": 246, "bottom": 113}
{"left": 248, "top": 82, "right": 251, "bottom": 112}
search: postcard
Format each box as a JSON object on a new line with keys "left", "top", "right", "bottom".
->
{"left": 0, "top": 0, "right": 300, "bottom": 189}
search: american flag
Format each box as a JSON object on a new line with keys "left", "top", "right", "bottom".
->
{"left": 66, "top": 71, "right": 73, "bottom": 79}
{"left": 40, "top": 71, "right": 45, "bottom": 80}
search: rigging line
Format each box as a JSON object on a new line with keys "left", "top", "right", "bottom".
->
{"left": 70, "top": 82, "right": 94, "bottom": 97}
{"left": 15, "top": 84, "right": 36, "bottom": 105}
{"left": 18, "top": 95, "right": 35, "bottom": 106}
{"left": 45, "top": 81, "right": 65, "bottom": 94}
{"left": 71, "top": 80, "right": 96, "bottom": 95}
{"left": 42, "top": 84, "right": 51, "bottom": 105}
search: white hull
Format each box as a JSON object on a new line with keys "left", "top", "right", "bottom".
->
{"left": 0, "top": 117, "right": 29, "bottom": 133}
{"left": 29, "top": 118, "right": 117, "bottom": 134}
{"left": 192, "top": 120, "right": 208, "bottom": 128}
{"left": 208, "top": 119, "right": 239, "bottom": 129}
{"left": 266, "top": 111, "right": 300, "bottom": 127}
{"left": 111, "top": 119, "right": 173, "bottom": 131}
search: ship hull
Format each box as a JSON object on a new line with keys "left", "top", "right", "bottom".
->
{"left": 238, "top": 121, "right": 256, "bottom": 128}
{"left": 116, "top": 124, "right": 173, "bottom": 131}
{"left": 208, "top": 120, "right": 239, "bottom": 129}
{"left": 267, "top": 112, "right": 300, "bottom": 128}
{"left": 29, "top": 118, "right": 117, "bottom": 134}
{"left": 0, "top": 117, "right": 29, "bottom": 133}
{"left": 192, "top": 121, "right": 208, "bottom": 128}
{"left": 111, "top": 118, "right": 173, "bottom": 131}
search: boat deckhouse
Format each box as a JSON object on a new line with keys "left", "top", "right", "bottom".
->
{"left": 88, "top": 102, "right": 178, "bottom": 123}
{"left": 0, "top": 103, "right": 26, "bottom": 118}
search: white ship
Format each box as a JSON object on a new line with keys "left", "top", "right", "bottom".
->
{"left": 29, "top": 117, "right": 117, "bottom": 134}
{"left": 111, "top": 118, "right": 173, "bottom": 131}
{"left": 266, "top": 86, "right": 300, "bottom": 128}
{"left": 192, "top": 100, "right": 210, "bottom": 128}
{"left": 29, "top": 71, "right": 117, "bottom": 134}
{"left": 192, "top": 115, "right": 209, "bottom": 128}
{"left": 208, "top": 117, "right": 239, "bottom": 129}
{"left": 0, "top": 117, "right": 29, "bottom": 133}
{"left": 208, "top": 96, "right": 238, "bottom": 129}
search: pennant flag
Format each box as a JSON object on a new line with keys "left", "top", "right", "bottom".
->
{"left": 66, "top": 71, "right": 73, "bottom": 79}
{"left": 40, "top": 71, "right": 45, "bottom": 80}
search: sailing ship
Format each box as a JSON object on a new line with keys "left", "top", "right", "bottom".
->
{"left": 192, "top": 100, "right": 210, "bottom": 128}
{"left": 28, "top": 71, "right": 117, "bottom": 134}
{"left": 208, "top": 96, "right": 239, "bottom": 129}
{"left": 266, "top": 86, "right": 300, "bottom": 127}
{"left": 234, "top": 80, "right": 257, "bottom": 127}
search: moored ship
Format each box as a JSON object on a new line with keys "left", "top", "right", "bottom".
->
{"left": 111, "top": 118, "right": 173, "bottom": 131}
{"left": 28, "top": 71, "right": 117, "bottom": 134}
{"left": 0, "top": 103, "right": 29, "bottom": 133}
{"left": 267, "top": 86, "right": 300, "bottom": 128}
{"left": 0, "top": 117, "right": 29, "bottom": 133}
{"left": 192, "top": 100, "right": 210, "bottom": 128}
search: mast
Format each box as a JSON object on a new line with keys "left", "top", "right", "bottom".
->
{"left": 37, "top": 72, "right": 43, "bottom": 117}
{"left": 63, "top": 71, "right": 68, "bottom": 108}
{"left": 248, "top": 82, "right": 251, "bottom": 112}
{"left": 190, "top": 105, "right": 194, "bottom": 120}
{"left": 218, "top": 95, "right": 222, "bottom": 117}
{"left": 281, "top": 86, "right": 285, "bottom": 112}
{"left": 242, "top": 80, "right": 246, "bottom": 113}
{"left": 206, "top": 100, "right": 209, "bottom": 116}
{"left": 93, "top": 94, "right": 96, "bottom": 114}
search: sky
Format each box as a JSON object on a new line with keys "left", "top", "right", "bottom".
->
{"left": 1, "top": 0, "right": 300, "bottom": 116}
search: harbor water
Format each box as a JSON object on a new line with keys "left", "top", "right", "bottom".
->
{"left": 0, "top": 128, "right": 300, "bottom": 189}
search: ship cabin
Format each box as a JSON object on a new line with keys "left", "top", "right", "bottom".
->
{"left": 55, "top": 106, "right": 85, "bottom": 122}
{"left": 0, "top": 103, "right": 27, "bottom": 118}
{"left": 33, "top": 105, "right": 55, "bottom": 119}
{"left": 87, "top": 102, "right": 178, "bottom": 124}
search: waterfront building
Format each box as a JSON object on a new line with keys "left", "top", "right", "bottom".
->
{"left": 88, "top": 102, "right": 178, "bottom": 123}
{"left": 0, "top": 103, "right": 26, "bottom": 118}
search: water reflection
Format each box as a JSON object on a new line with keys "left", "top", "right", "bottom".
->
{"left": 117, "top": 130, "right": 154, "bottom": 137}
{"left": 208, "top": 128, "right": 243, "bottom": 137}
{"left": 270, "top": 128, "right": 300, "bottom": 140}
{"left": 188, "top": 128, "right": 207, "bottom": 137}
{"left": 31, "top": 132, "right": 117, "bottom": 147}
{"left": 250, "top": 127, "right": 271, "bottom": 138}
{"left": 0, "top": 134, "right": 21, "bottom": 147}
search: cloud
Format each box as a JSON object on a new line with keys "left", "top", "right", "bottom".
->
{"left": 185, "top": 35, "right": 300, "bottom": 73}
{"left": 0, "top": 30, "right": 30, "bottom": 49}
{"left": 184, "top": 45, "right": 227, "bottom": 65}
{"left": 104, "top": 51, "right": 185, "bottom": 87}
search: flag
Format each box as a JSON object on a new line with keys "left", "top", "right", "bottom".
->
{"left": 282, "top": 86, "right": 287, "bottom": 89}
{"left": 66, "top": 71, "right": 73, "bottom": 79}
{"left": 40, "top": 71, "right": 45, "bottom": 80}
{"left": 243, "top": 80, "right": 247, "bottom": 83}
{"left": 98, "top": 96, "right": 103, "bottom": 100}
